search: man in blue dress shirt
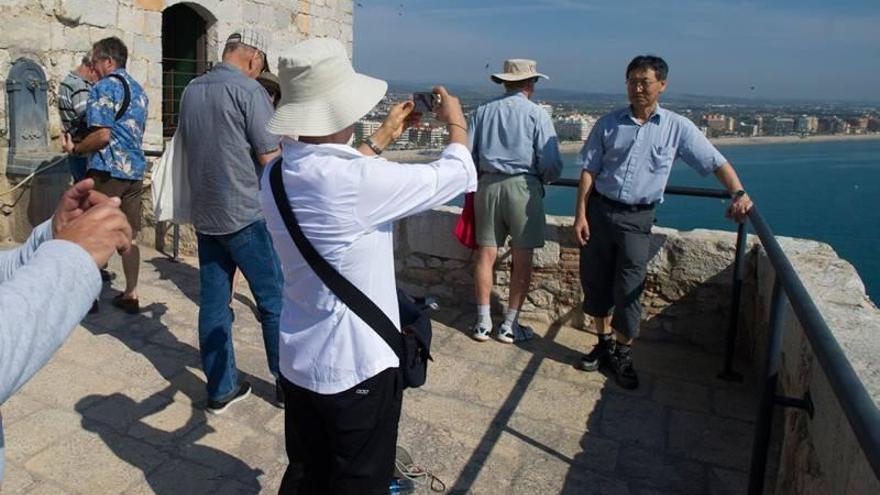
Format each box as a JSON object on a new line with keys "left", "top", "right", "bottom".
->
{"left": 574, "top": 55, "right": 753, "bottom": 389}
{"left": 468, "top": 59, "right": 563, "bottom": 344}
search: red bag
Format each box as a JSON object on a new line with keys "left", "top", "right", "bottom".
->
{"left": 454, "top": 192, "right": 478, "bottom": 250}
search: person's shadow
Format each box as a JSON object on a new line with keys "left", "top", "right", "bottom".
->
{"left": 73, "top": 254, "right": 280, "bottom": 493}
{"left": 76, "top": 391, "right": 263, "bottom": 493}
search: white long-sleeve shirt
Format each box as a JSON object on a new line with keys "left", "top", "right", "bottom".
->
{"left": 0, "top": 221, "right": 101, "bottom": 483}
{"left": 260, "top": 139, "right": 477, "bottom": 394}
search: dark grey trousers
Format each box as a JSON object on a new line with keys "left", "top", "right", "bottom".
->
{"left": 579, "top": 194, "right": 655, "bottom": 339}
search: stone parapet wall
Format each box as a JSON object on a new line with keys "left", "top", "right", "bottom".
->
{"left": 0, "top": 0, "right": 353, "bottom": 242}
{"left": 394, "top": 206, "right": 752, "bottom": 354}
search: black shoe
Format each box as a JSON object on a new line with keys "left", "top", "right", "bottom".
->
{"left": 609, "top": 348, "right": 639, "bottom": 390}
{"left": 89, "top": 300, "right": 100, "bottom": 314}
{"left": 100, "top": 269, "right": 116, "bottom": 282}
{"left": 579, "top": 337, "right": 614, "bottom": 372}
{"left": 206, "top": 382, "right": 251, "bottom": 415}
{"left": 275, "top": 379, "right": 285, "bottom": 409}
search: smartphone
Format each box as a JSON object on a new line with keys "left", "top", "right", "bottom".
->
{"left": 413, "top": 92, "right": 438, "bottom": 114}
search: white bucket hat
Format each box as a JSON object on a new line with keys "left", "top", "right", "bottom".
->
{"left": 267, "top": 38, "right": 388, "bottom": 137}
{"left": 490, "top": 59, "right": 549, "bottom": 84}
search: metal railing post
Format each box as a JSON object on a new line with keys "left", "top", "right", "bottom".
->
{"left": 747, "top": 277, "right": 786, "bottom": 495}
{"left": 719, "top": 221, "right": 748, "bottom": 381}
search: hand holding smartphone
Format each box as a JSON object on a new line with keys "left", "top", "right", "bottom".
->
{"left": 412, "top": 91, "right": 441, "bottom": 114}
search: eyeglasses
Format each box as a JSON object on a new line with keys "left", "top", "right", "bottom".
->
{"left": 626, "top": 79, "right": 659, "bottom": 89}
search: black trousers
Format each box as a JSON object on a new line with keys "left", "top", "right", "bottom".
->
{"left": 278, "top": 368, "right": 403, "bottom": 495}
{"left": 579, "top": 194, "right": 655, "bottom": 339}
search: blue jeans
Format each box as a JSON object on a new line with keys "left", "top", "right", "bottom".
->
{"left": 197, "top": 219, "right": 283, "bottom": 401}
{"left": 68, "top": 156, "right": 88, "bottom": 183}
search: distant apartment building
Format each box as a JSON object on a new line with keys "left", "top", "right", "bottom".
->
{"left": 354, "top": 120, "right": 383, "bottom": 144}
{"left": 767, "top": 117, "right": 795, "bottom": 136}
{"left": 554, "top": 115, "right": 596, "bottom": 142}
{"left": 795, "top": 115, "right": 819, "bottom": 134}
{"left": 848, "top": 116, "right": 869, "bottom": 134}
{"left": 701, "top": 113, "right": 734, "bottom": 137}
{"left": 407, "top": 124, "right": 449, "bottom": 148}
{"left": 869, "top": 118, "right": 880, "bottom": 132}
{"left": 832, "top": 117, "right": 851, "bottom": 134}
{"left": 737, "top": 122, "right": 760, "bottom": 137}
{"left": 538, "top": 103, "right": 554, "bottom": 118}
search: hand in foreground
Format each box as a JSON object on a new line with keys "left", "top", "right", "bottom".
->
{"left": 56, "top": 199, "right": 133, "bottom": 267}
{"left": 725, "top": 193, "right": 753, "bottom": 223}
{"left": 433, "top": 86, "right": 466, "bottom": 128}
{"left": 380, "top": 100, "right": 417, "bottom": 142}
{"left": 61, "top": 133, "right": 76, "bottom": 154}
{"left": 574, "top": 216, "right": 591, "bottom": 246}
{"left": 52, "top": 179, "right": 114, "bottom": 238}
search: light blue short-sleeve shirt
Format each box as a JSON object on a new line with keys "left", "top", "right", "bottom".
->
{"left": 577, "top": 105, "right": 727, "bottom": 205}
{"left": 467, "top": 92, "right": 563, "bottom": 183}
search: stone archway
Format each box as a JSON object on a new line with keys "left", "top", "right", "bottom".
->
{"left": 161, "top": 3, "right": 214, "bottom": 137}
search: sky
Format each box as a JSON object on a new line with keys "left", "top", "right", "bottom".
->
{"left": 352, "top": 0, "right": 880, "bottom": 102}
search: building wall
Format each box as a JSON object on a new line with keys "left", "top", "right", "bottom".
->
{"left": 0, "top": 0, "right": 353, "bottom": 242}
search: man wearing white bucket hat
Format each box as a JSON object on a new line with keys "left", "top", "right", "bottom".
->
{"left": 469, "top": 58, "right": 563, "bottom": 344}
{"left": 177, "top": 28, "right": 284, "bottom": 414}
{"left": 259, "top": 38, "right": 476, "bottom": 494}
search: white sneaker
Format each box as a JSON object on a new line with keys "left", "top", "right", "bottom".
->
{"left": 497, "top": 322, "right": 535, "bottom": 344}
{"left": 471, "top": 323, "right": 491, "bottom": 342}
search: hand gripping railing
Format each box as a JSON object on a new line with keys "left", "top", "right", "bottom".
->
{"left": 551, "top": 179, "right": 880, "bottom": 493}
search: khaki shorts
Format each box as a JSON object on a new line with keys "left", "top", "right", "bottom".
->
{"left": 475, "top": 174, "right": 545, "bottom": 249}
{"left": 86, "top": 169, "right": 144, "bottom": 233}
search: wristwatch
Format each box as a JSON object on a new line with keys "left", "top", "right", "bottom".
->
{"left": 364, "top": 136, "right": 383, "bottom": 155}
{"left": 732, "top": 189, "right": 746, "bottom": 200}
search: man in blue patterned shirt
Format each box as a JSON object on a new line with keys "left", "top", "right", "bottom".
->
{"left": 62, "top": 37, "right": 148, "bottom": 315}
{"left": 574, "top": 55, "right": 752, "bottom": 389}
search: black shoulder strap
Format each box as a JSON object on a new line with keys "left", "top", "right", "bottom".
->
{"left": 268, "top": 160, "right": 404, "bottom": 358}
{"left": 107, "top": 74, "right": 131, "bottom": 121}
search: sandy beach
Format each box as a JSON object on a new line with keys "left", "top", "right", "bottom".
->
{"left": 384, "top": 133, "right": 880, "bottom": 162}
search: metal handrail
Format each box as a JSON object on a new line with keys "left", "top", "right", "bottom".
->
{"left": 746, "top": 206, "right": 880, "bottom": 490}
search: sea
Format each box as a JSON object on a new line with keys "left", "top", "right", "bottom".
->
{"left": 542, "top": 139, "right": 880, "bottom": 304}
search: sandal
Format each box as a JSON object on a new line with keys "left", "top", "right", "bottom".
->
{"left": 112, "top": 294, "right": 140, "bottom": 314}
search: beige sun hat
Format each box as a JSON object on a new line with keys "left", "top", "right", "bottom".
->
{"left": 490, "top": 59, "right": 549, "bottom": 84}
{"left": 266, "top": 38, "right": 388, "bottom": 137}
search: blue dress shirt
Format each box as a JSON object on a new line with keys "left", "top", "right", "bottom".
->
{"left": 468, "top": 91, "right": 563, "bottom": 182}
{"left": 577, "top": 105, "right": 727, "bottom": 205}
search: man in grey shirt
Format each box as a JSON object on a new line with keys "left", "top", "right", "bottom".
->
{"left": 0, "top": 179, "right": 132, "bottom": 484}
{"left": 177, "top": 28, "right": 282, "bottom": 413}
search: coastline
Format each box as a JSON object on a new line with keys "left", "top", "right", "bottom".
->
{"left": 384, "top": 133, "right": 880, "bottom": 161}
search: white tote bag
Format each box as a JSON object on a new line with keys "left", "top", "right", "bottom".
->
{"left": 151, "top": 132, "right": 191, "bottom": 224}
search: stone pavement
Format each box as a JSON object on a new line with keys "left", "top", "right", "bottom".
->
{"left": 1, "top": 247, "right": 763, "bottom": 494}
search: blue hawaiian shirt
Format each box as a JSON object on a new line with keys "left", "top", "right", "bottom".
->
{"left": 86, "top": 69, "right": 148, "bottom": 180}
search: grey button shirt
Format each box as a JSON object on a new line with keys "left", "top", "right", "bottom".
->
{"left": 178, "top": 63, "right": 280, "bottom": 235}
{"left": 577, "top": 105, "right": 727, "bottom": 205}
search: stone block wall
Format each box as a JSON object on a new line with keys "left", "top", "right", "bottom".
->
{"left": 0, "top": 0, "right": 353, "bottom": 242}
{"left": 394, "top": 206, "right": 753, "bottom": 354}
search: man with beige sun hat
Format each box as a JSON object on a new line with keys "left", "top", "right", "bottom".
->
{"left": 259, "top": 38, "right": 476, "bottom": 494}
{"left": 469, "top": 58, "right": 563, "bottom": 344}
